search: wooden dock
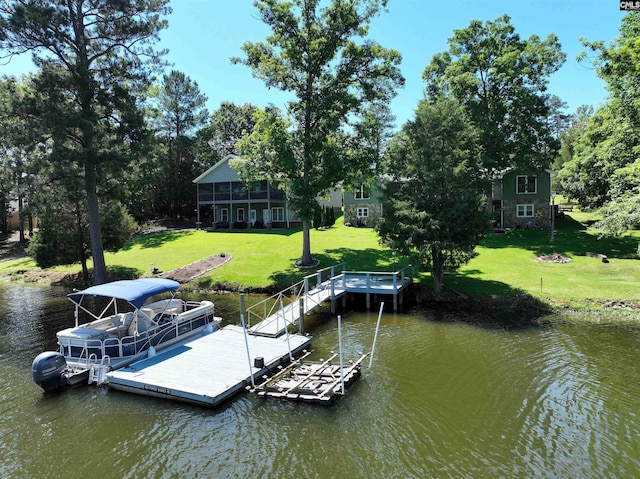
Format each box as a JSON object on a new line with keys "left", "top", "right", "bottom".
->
{"left": 106, "top": 325, "right": 311, "bottom": 407}
{"left": 247, "top": 263, "right": 412, "bottom": 338}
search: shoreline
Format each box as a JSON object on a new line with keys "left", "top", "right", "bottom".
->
{"left": 1, "top": 266, "right": 638, "bottom": 324}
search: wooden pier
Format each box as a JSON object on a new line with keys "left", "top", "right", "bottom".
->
{"left": 247, "top": 263, "right": 412, "bottom": 338}
{"left": 106, "top": 325, "right": 311, "bottom": 407}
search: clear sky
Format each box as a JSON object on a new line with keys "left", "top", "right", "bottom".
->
{"left": 0, "top": 0, "right": 627, "bottom": 129}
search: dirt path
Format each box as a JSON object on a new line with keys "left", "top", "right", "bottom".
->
{"left": 158, "top": 254, "right": 232, "bottom": 283}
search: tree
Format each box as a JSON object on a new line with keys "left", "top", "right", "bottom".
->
{"left": 0, "top": 0, "right": 169, "bottom": 284}
{"left": 553, "top": 104, "right": 594, "bottom": 171}
{"left": 556, "top": 104, "right": 627, "bottom": 209}
{"left": 376, "top": 97, "right": 491, "bottom": 295}
{"left": 199, "top": 101, "right": 259, "bottom": 161}
{"left": 423, "top": 15, "right": 565, "bottom": 181}
{"left": 545, "top": 94, "right": 571, "bottom": 141}
{"left": 572, "top": 12, "right": 640, "bottom": 235}
{"left": 0, "top": 75, "right": 40, "bottom": 240}
{"left": 150, "top": 70, "right": 208, "bottom": 219}
{"left": 27, "top": 182, "right": 137, "bottom": 282}
{"left": 233, "top": 0, "right": 403, "bottom": 266}
{"left": 593, "top": 159, "right": 640, "bottom": 235}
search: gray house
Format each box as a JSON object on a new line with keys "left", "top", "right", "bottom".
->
{"left": 193, "top": 155, "right": 290, "bottom": 229}
{"left": 342, "top": 168, "right": 557, "bottom": 230}
{"left": 492, "top": 168, "right": 557, "bottom": 229}
{"left": 193, "top": 155, "right": 342, "bottom": 229}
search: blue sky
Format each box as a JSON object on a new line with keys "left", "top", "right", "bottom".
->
{"left": 1, "top": 0, "right": 627, "bottom": 129}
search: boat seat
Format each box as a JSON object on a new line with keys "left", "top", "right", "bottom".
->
{"left": 140, "top": 308, "right": 156, "bottom": 320}
{"left": 122, "top": 312, "right": 134, "bottom": 330}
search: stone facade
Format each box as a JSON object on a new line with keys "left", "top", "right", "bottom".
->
{"left": 501, "top": 198, "right": 551, "bottom": 229}
{"left": 344, "top": 202, "right": 382, "bottom": 227}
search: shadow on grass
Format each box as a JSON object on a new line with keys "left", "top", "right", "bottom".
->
{"left": 123, "top": 230, "right": 196, "bottom": 251}
{"left": 268, "top": 248, "right": 402, "bottom": 288}
{"left": 482, "top": 215, "right": 639, "bottom": 260}
{"left": 415, "top": 275, "right": 553, "bottom": 329}
{"left": 205, "top": 226, "right": 302, "bottom": 237}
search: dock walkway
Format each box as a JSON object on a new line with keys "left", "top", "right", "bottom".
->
{"left": 106, "top": 325, "right": 311, "bottom": 407}
{"left": 247, "top": 263, "right": 412, "bottom": 338}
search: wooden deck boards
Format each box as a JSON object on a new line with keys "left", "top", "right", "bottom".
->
{"left": 106, "top": 325, "right": 311, "bottom": 407}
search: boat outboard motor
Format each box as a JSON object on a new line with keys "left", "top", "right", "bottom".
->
{"left": 32, "top": 351, "right": 67, "bottom": 392}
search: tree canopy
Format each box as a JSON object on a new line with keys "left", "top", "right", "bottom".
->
{"left": 423, "top": 14, "right": 566, "bottom": 177}
{"left": 0, "top": 0, "right": 169, "bottom": 284}
{"left": 377, "top": 97, "right": 490, "bottom": 294}
{"left": 150, "top": 70, "right": 208, "bottom": 219}
{"left": 559, "top": 12, "right": 640, "bottom": 235}
{"left": 233, "top": 0, "right": 403, "bottom": 266}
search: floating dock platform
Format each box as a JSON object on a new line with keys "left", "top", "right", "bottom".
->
{"left": 252, "top": 352, "right": 368, "bottom": 405}
{"left": 106, "top": 325, "right": 311, "bottom": 407}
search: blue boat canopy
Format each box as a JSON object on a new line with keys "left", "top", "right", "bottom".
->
{"left": 68, "top": 278, "right": 180, "bottom": 309}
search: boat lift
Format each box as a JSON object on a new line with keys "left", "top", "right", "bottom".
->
{"left": 249, "top": 303, "right": 385, "bottom": 405}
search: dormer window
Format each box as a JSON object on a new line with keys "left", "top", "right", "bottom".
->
{"left": 517, "top": 175, "right": 537, "bottom": 194}
{"left": 355, "top": 184, "right": 370, "bottom": 199}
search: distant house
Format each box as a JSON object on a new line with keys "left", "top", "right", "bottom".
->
{"left": 5, "top": 199, "right": 36, "bottom": 234}
{"left": 193, "top": 155, "right": 341, "bottom": 229}
{"left": 343, "top": 182, "right": 383, "bottom": 227}
{"left": 492, "top": 168, "right": 557, "bottom": 229}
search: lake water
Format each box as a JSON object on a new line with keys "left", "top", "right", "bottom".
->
{"left": 1, "top": 284, "right": 639, "bottom": 478}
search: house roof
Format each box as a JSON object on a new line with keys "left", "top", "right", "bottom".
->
{"left": 192, "top": 154, "right": 239, "bottom": 184}
{"left": 493, "top": 167, "right": 557, "bottom": 180}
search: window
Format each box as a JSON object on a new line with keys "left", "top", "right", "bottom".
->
{"left": 198, "top": 183, "right": 213, "bottom": 202}
{"left": 355, "top": 184, "right": 371, "bottom": 199}
{"left": 517, "top": 204, "right": 534, "bottom": 217}
{"left": 272, "top": 207, "right": 285, "bottom": 222}
{"left": 220, "top": 208, "right": 229, "bottom": 222}
{"left": 516, "top": 175, "right": 537, "bottom": 194}
{"left": 237, "top": 208, "right": 245, "bottom": 222}
{"left": 357, "top": 207, "right": 369, "bottom": 218}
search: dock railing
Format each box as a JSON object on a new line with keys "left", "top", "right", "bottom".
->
{"left": 245, "top": 263, "right": 414, "bottom": 330}
{"left": 327, "top": 264, "right": 414, "bottom": 293}
{"left": 246, "top": 263, "right": 346, "bottom": 329}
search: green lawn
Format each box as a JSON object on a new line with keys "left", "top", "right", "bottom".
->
{"left": 449, "top": 214, "right": 640, "bottom": 305}
{"left": 1, "top": 213, "right": 639, "bottom": 306}
{"left": 0, "top": 218, "right": 395, "bottom": 288}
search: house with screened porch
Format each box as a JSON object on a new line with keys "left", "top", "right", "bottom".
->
{"left": 193, "top": 155, "right": 341, "bottom": 229}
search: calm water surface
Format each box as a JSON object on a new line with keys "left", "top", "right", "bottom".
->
{"left": 0, "top": 284, "right": 639, "bottom": 478}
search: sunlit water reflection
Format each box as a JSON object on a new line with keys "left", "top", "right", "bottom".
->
{"left": 1, "top": 284, "right": 638, "bottom": 478}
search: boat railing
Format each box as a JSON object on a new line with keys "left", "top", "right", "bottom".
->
{"left": 60, "top": 303, "right": 216, "bottom": 364}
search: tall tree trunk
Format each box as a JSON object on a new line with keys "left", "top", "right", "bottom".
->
{"left": 433, "top": 272, "right": 443, "bottom": 295}
{"left": 85, "top": 164, "right": 107, "bottom": 284}
{"left": 301, "top": 219, "right": 312, "bottom": 265}
{"left": 17, "top": 196, "right": 25, "bottom": 244}
{"left": 432, "top": 246, "right": 444, "bottom": 295}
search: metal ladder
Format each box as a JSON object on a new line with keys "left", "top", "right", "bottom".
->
{"left": 88, "top": 355, "right": 111, "bottom": 385}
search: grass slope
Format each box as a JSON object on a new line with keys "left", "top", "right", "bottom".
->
{"left": 1, "top": 213, "right": 638, "bottom": 306}
{"left": 449, "top": 215, "right": 640, "bottom": 304}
